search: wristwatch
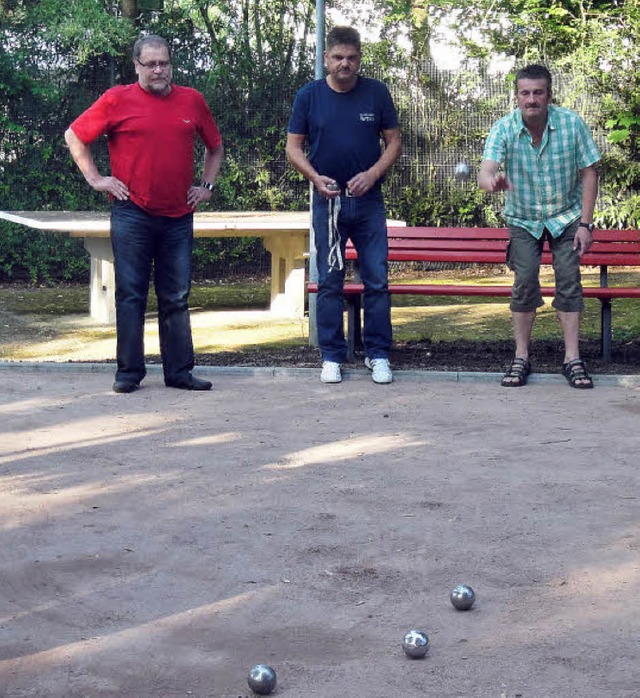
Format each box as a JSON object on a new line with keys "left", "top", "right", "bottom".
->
{"left": 200, "top": 181, "right": 214, "bottom": 191}
{"left": 578, "top": 221, "right": 595, "bottom": 233}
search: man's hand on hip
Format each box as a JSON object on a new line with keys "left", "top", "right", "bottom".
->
{"left": 188, "top": 185, "right": 213, "bottom": 209}
{"left": 91, "top": 176, "right": 129, "bottom": 200}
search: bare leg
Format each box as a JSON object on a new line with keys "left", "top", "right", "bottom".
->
{"left": 502, "top": 310, "right": 536, "bottom": 386}
{"left": 556, "top": 309, "right": 593, "bottom": 387}
{"left": 556, "top": 310, "right": 581, "bottom": 362}
{"left": 513, "top": 310, "right": 536, "bottom": 359}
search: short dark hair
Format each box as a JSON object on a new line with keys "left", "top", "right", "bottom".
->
{"left": 133, "top": 34, "right": 171, "bottom": 61}
{"left": 326, "top": 26, "right": 361, "bottom": 53}
{"left": 515, "top": 64, "right": 552, "bottom": 93}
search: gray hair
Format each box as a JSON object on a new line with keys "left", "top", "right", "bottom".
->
{"left": 133, "top": 34, "right": 171, "bottom": 61}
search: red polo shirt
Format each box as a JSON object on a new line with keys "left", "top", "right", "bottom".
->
{"left": 70, "top": 83, "right": 222, "bottom": 217}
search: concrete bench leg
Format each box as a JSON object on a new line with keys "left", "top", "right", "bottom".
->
{"left": 263, "top": 233, "right": 307, "bottom": 318}
{"left": 83, "top": 237, "right": 116, "bottom": 324}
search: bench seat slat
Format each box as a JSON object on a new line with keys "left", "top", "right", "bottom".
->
{"left": 307, "top": 283, "right": 640, "bottom": 299}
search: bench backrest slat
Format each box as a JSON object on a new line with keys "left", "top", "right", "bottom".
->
{"left": 385, "top": 227, "right": 640, "bottom": 243}
{"left": 342, "top": 226, "right": 640, "bottom": 267}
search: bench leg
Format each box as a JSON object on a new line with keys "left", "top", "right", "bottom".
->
{"left": 262, "top": 233, "right": 307, "bottom": 318}
{"left": 600, "top": 298, "right": 612, "bottom": 362}
{"left": 83, "top": 237, "right": 116, "bottom": 324}
{"left": 346, "top": 295, "right": 363, "bottom": 363}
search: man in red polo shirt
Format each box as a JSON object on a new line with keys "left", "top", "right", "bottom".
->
{"left": 65, "top": 34, "right": 224, "bottom": 393}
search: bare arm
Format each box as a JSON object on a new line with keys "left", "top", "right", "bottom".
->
{"left": 347, "top": 126, "right": 402, "bottom": 196}
{"left": 187, "top": 143, "right": 225, "bottom": 209}
{"left": 478, "top": 159, "right": 510, "bottom": 193}
{"left": 573, "top": 164, "right": 599, "bottom": 255}
{"left": 579, "top": 164, "right": 598, "bottom": 225}
{"left": 64, "top": 127, "right": 129, "bottom": 200}
{"left": 285, "top": 133, "right": 339, "bottom": 199}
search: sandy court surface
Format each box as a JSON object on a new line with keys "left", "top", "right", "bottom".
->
{"left": 1, "top": 367, "right": 640, "bottom": 697}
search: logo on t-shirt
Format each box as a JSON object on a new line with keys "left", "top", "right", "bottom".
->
{"left": 359, "top": 113, "right": 375, "bottom": 122}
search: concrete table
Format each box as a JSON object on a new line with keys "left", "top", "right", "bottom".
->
{"left": 0, "top": 210, "right": 311, "bottom": 323}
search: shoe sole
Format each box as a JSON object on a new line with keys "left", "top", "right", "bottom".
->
{"left": 112, "top": 383, "right": 139, "bottom": 394}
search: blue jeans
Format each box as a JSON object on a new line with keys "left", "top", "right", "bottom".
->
{"left": 110, "top": 200, "right": 195, "bottom": 385}
{"left": 312, "top": 189, "right": 392, "bottom": 362}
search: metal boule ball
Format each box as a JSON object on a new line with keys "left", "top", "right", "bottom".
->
{"left": 247, "top": 664, "right": 277, "bottom": 695}
{"left": 450, "top": 583, "right": 476, "bottom": 610}
{"left": 454, "top": 162, "right": 471, "bottom": 181}
{"left": 326, "top": 181, "right": 340, "bottom": 191}
{"left": 402, "top": 629, "right": 430, "bottom": 658}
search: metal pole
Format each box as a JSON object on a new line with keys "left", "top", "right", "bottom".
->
{"left": 308, "top": 0, "right": 325, "bottom": 347}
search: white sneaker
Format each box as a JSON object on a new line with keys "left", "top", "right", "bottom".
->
{"left": 365, "top": 357, "right": 393, "bottom": 384}
{"left": 320, "top": 361, "right": 342, "bottom": 383}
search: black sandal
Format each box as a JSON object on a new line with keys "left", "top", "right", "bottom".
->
{"left": 501, "top": 357, "right": 531, "bottom": 387}
{"left": 562, "top": 358, "right": 594, "bottom": 389}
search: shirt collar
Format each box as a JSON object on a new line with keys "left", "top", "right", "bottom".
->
{"left": 514, "top": 104, "right": 557, "bottom": 134}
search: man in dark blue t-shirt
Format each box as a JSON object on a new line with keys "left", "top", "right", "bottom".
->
{"left": 286, "top": 26, "right": 402, "bottom": 385}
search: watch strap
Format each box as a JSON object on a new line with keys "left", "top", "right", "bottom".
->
{"left": 578, "top": 221, "right": 595, "bottom": 232}
{"left": 200, "top": 181, "right": 214, "bottom": 191}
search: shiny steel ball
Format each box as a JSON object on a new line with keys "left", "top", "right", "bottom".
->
{"left": 247, "top": 664, "right": 277, "bottom": 695}
{"left": 454, "top": 162, "right": 471, "bottom": 181}
{"left": 327, "top": 181, "right": 340, "bottom": 191}
{"left": 450, "top": 583, "right": 476, "bottom": 610}
{"left": 402, "top": 629, "right": 430, "bottom": 658}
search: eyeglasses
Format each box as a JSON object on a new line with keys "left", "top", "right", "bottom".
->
{"left": 136, "top": 59, "right": 171, "bottom": 70}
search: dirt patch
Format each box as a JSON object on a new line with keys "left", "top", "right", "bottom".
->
{"left": 194, "top": 338, "right": 640, "bottom": 375}
{"left": 2, "top": 370, "right": 640, "bottom": 696}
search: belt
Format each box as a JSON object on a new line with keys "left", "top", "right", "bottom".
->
{"left": 326, "top": 183, "right": 354, "bottom": 197}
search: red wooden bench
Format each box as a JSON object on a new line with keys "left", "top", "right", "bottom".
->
{"left": 307, "top": 227, "right": 640, "bottom": 362}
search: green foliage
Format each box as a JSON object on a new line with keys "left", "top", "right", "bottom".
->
{"left": 391, "top": 181, "right": 501, "bottom": 227}
{"left": 34, "top": 0, "right": 135, "bottom": 63}
{"left": 2, "top": 0, "right": 640, "bottom": 285}
{"left": 0, "top": 223, "right": 89, "bottom": 283}
{"left": 595, "top": 193, "right": 640, "bottom": 229}
{"left": 191, "top": 237, "right": 268, "bottom": 280}
{"left": 606, "top": 112, "right": 640, "bottom": 145}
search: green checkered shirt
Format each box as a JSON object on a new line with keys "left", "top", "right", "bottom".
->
{"left": 482, "top": 104, "right": 601, "bottom": 238}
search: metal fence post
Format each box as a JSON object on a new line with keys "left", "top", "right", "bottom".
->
{"left": 308, "top": 0, "right": 325, "bottom": 348}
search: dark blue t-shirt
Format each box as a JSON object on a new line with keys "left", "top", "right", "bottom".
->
{"left": 288, "top": 77, "right": 399, "bottom": 188}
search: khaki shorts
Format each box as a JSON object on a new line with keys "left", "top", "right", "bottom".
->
{"left": 506, "top": 221, "right": 584, "bottom": 313}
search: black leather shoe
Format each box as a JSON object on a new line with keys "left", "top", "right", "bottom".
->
{"left": 166, "top": 375, "right": 212, "bottom": 391}
{"left": 112, "top": 380, "right": 139, "bottom": 394}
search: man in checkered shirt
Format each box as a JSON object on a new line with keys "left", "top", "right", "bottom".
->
{"left": 479, "top": 64, "right": 601, "bottom": 389}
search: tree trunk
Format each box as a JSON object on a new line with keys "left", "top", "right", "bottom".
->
{"left": 121, "top": 0, "right": 138, "bottom": 19}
